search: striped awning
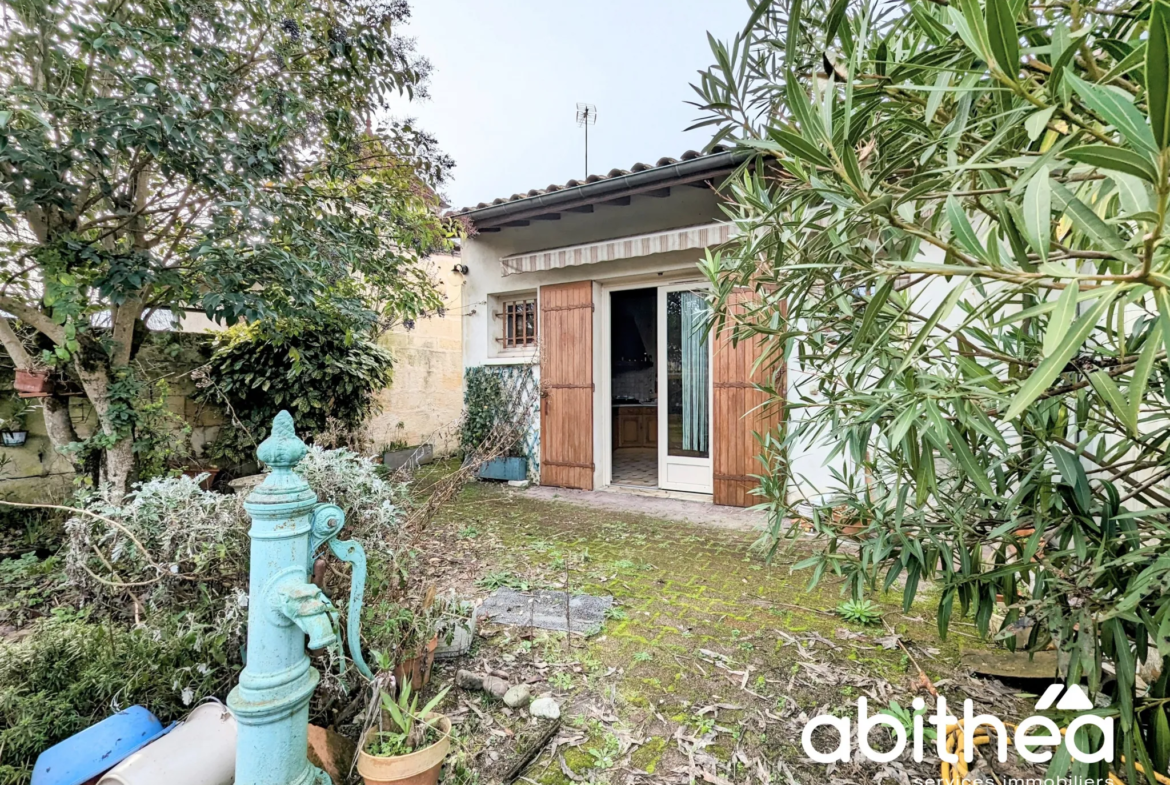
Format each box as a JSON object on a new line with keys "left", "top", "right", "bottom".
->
{"left": 501, "top": 223, "right": 733, "bottom": 276}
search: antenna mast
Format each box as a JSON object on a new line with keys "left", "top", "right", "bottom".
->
{"left": 575, "top": 103, "right": 597, "bottom": 177}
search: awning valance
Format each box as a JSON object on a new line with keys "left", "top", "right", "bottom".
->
{"left": 500, "top": 222, "right": 733, "bottom": 276}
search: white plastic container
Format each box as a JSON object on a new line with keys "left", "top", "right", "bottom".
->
{"left": 98, "top": 702, "right": 236, "bottom": 785}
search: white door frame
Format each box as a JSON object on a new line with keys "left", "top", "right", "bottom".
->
{"left": 598, "top": 275, "right": 707, "bottom": 490}
{"left": 657, "top": 282, "right": 714, "bottom": 494}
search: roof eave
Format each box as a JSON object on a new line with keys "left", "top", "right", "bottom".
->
{"left": 459, "top": 149, "right": 751, "bottom": 231}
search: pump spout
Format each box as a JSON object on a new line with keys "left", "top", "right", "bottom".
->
{"left": 275, "top": 583, "right": 338, "bottom": 650}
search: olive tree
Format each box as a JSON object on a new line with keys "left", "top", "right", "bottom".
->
{"left": 0, "top": 0, "right": 453, "bottom": 497}
{"left": 695, "top": 0, "right": 1170, "bottom": 777}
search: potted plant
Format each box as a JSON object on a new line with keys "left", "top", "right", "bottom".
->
{"left": 368, "top": 598, "right": 441, "bottom": 694}
{"left": 0, "top": 399, "right": 34, "bottom": 447}
{"left": 13, "top": 367, "right": 51, "bottom": 396}
{"left": 357, "top": 681, "right": 451, "bottom": 785}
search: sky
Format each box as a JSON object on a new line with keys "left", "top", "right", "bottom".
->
{"left": 388, "top": 1, "right": 747, "bottom": 211}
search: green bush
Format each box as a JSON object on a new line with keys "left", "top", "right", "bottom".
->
{"left": 199, "top": 319, "right": 394, "bottom": 468}
{"left": 0, "top": 612, "right": 234, "bottom": 783}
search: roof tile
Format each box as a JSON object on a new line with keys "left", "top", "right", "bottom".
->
{"left": 453, "top": 146, "right": 727, "bottom": 214}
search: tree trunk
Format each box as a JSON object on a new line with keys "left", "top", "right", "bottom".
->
{"left": 102, "top": 437, "right": 135, "bottom": 501}
{"left": 75, "top": 362, "right": 136, "bottom": 502}
{"left": 41, "top": 394, "right": 83, "bottom": 473}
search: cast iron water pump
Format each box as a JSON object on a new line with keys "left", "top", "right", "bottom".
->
{"left": 228, "top": 411, "right": 374, "bottom": 785}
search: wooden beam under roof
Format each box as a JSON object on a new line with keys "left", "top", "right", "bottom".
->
{"left": 531, "top": 213, "right": 561, "bottom": 221}
{"left": 599, "top": 196, "right": 631, "bottom": 207}
{"left": 644, "top": 187, "right": 671, "bottom": 198}
{"left": 564, "top": 205, "right": 594, "bottom": 213}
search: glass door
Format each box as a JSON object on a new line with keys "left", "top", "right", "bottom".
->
{"left": 657, "top": 284, "right": 713, "bottom": 494}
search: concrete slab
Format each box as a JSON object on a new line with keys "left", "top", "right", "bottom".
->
{"left": 520, "top": 485, "right": 770, "bottom": 532}
{"left": 476, "top": 587, "right": 613, "bottom": 635}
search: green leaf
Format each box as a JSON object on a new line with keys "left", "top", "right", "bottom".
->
{"left": 1022, "top": 165, "right": 1051, "bottom": 263}
{"left": 1050, "top": 445, "right": 1091, "bottom": 512}
{"left": 1156, "top": 287, "right": 1170, "bottom": 356}
{"left": 985, "top": 0, "right": 1019, "bottom": 78}
{"left": 1153, "top": 707, "right": 1170, "bottom": 779}
{"left": 1128, "top": 332, "right": 1159, "bottom": 429}
{"left": 1051, "top": 181, "right": 1142, "bottom": 264}
{"left": 1004, "top": 288, "right": 1120, "bottom": 420}
{"left": 946, "top": 195, "right": 987, "bottom": 261}
{"left": 1101, "top": 39, "right": 1147, "bottom": 84}
{"left": 1024, "top": 107, "right": 1056, "bottom": 141}
{"left": 856, "top": 278, "right": 894, "bottom": 342}
{"left": 898, "top": 279, "right": 969, "bottom": 373}
{"left": 1044, "top": 281, "right": 1079, "bottom": 357}
{"left": 1149, "top": 0, "right": 1170, "bottom": 149}
{"left": 954, "top": 0, "right": 992, "bottom": 62}
{"left": 1066, "top": 72, "right": 1159, "bottom": 155}
{"left": 786, "top": 69, "right": 826, "bottom": 143}
{"left": 1112, "top": 172, "right": 1154, "bottom": 215}
{"left": 765, "top": 128, "right": 833, "bottom": 168}
{"left": 1088, "top": 370, "right": 1135, "bottom": 435}
{"left": 925, "top": 71, "right": 952, "bottom": 126}
{"left": 947, "top": 421, "right": 995, "bottom": 496}
{"left": 824, "top": 0, "right": 850, "bottom": 45}
{"left": 1063, "top": 145, "right": 1159, "bottom": 182}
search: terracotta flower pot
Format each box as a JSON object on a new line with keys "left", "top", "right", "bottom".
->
{"left": 358, "top": 715, "right": 451, "bottom": 785}
{"left": 14, "top": 369, "right": 51, "bottom": 396}
{"left": 394, "top": 635, "right": 438, "bottom": 694}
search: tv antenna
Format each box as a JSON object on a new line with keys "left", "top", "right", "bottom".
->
{"left": 576, "top": 103, "right": 597, "bottom": 177}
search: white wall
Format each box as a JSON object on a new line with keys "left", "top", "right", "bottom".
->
{"left": 460, "top": 187, "right": 724, "bottom": 368}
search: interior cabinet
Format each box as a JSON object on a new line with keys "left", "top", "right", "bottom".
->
{"left": 613, "top": 406, "right": 657, "bottom": 448}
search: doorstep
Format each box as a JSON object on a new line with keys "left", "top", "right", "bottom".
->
{"left": 599, "top": 484, "right": 713, "bottom": 504}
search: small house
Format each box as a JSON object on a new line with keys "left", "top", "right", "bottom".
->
{"left": 454, "top": 149, "right": 792, "bottom": 508}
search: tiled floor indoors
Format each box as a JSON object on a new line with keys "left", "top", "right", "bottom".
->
{"left": 611, "top": 448, "right": 657, "bottom": 487}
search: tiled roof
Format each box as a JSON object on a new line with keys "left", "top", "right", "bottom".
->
{"left": 454, "top": 146, "right": 729, "bottom": 214}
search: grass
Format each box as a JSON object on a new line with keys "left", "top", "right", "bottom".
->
{"left": 415, "top": 480, "right": 1006, "bottom": 785}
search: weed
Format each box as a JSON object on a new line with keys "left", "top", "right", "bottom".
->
{"left": 458, "top": 525, "right": 479, "bottom": 539}
{"left": 549, "top": 672, "right": 573, "bottom": 690}
{"left": 836, "top": 598, "right": 883, "bottom": 625}
{"left": 632, "top": 651, "right": 652, "bottom": 663}
{"left": 880, "top": 700, "right": 936, "bottom": 741}
{"left": 585, "top": 732, "right": 622, "bottom": 771}
{"left": 476, "top": 571, "right": 529, "bottom": 591}
{"left": 684, "top": 714, "right": 716, "bottom": 736}
{"left": 603, "top": 605, "right": 628, "bottom": 621}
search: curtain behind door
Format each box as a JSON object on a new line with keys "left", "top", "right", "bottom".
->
{"left": 680, "top": 292, "right": 709, "bottom": 454}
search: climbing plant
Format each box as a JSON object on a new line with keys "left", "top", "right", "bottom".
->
{"left": 695, "top": 0, "right": 1170, "bottom": 778}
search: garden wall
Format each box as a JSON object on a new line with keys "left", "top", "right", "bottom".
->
{"left": 367, "top": 255, "right": 465, "bottom": 456}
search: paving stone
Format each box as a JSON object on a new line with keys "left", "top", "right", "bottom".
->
{"left": 477, "top": 587, "right": 614, "bottom": 635}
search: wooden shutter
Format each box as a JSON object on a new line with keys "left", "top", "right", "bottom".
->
{"left": 539, "top": 281, "right": 594, "bottom": 490}
{"left": 712, "top": 290, "right": 784, "bottom": 507}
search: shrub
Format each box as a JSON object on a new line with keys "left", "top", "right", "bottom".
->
{"left": 64, "top": 474, "right": 248, "bottom": 607}
{"left": 0, "top": 611, "right": 235, "bottom": 782}
{"left": 198, "top": 319, "right": 394, "bottom": 468}
{"left": 296, "top": 446, "right": 403, "bottom": 549}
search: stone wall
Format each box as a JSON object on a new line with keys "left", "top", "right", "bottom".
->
{"left": 366, "top": 254, "right": 465, "bottom": 457}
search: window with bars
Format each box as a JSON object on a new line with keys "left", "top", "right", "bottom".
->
{"left": 497, "top": 297, "right": 537, "bottom": 348}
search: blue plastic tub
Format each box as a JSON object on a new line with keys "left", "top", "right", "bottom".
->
{"left": 478, "top": 457, "right": 527, "bottom": 482}
{"left": 32, "top": 706, "right": 171, "bottom": 785}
